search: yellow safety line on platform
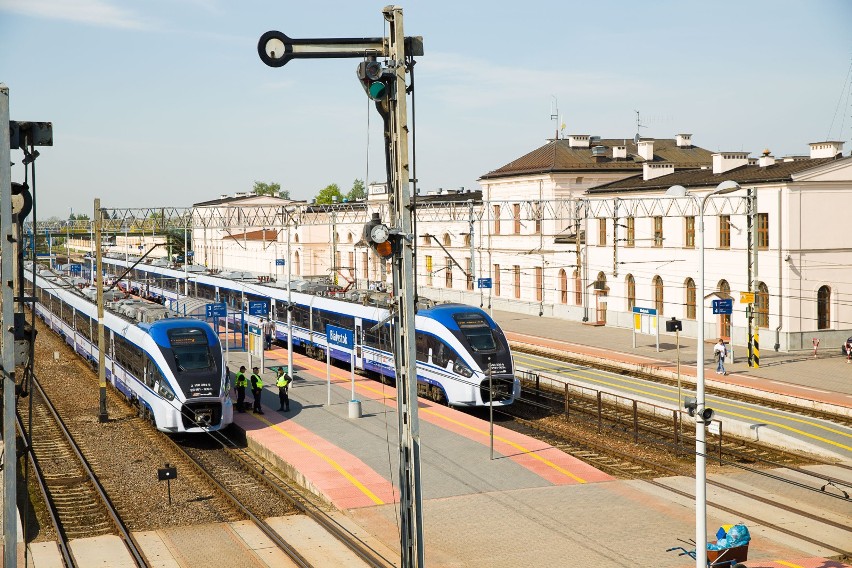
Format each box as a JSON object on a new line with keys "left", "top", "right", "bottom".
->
{"left": 292, "top": 357, "right": 587, "bottom": 483}
{"left": 420, "top": 408, "right": 587, "bottom": 484}
{"left": 516, "top": 354, "right": 852, "bottom": 453}
{"left": 251, "top": 414, "right": 385, "bottom": 505}
{"left": 774, "top": 561, "right": 804, "bottom": 568}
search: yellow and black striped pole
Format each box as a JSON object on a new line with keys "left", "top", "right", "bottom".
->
{"left": 753, "top": 332, "right": 759, "bottom": 368}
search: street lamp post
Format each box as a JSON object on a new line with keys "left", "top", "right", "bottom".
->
{"left": 666, "top": 180, "right": 740, "bottom": 568}
{"left": 284, "top": 207, "right": 296, "bottom": 379}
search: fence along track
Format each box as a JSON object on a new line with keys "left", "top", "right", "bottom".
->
{"left": 17, "top": 374, "right": 149, "bottom": 567}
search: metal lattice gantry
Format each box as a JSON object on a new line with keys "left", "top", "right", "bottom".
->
{"left": 28, "top": 194, "right": 752, "bottom": 238}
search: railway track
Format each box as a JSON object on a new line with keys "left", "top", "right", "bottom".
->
{"left": 167, "top": 432, "right": 397, "bottom": 568}
{"left": 501, "top": 389, "right": 852, "bottom": 562}
{"left": 513, "top": 343, "right": 852, "bottom": 428}
{"left": 16, "top": 374, "right": 149, "bottom": 568}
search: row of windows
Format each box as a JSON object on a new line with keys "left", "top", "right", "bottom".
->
{"left": 491, "top": 203, "right": 543, "bottom": 235}
{"left": 596, "top": 214, "right": 770, "bottom": 249}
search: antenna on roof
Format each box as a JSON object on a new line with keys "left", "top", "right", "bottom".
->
{"left": 634, "top": 110, "right": 647, "bottom": 142}
{"left": 551, "top": 95, "right": 561, "bottom": 139}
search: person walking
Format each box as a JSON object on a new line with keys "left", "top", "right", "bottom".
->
{"left": 276, "top": 367, "right": 292, "bottom": 412}
{"left": 845, "top": 339, "right": 852, "bottom": 364}
{"left": 263, "top": 317, "right": 276, "bottom": 350}
{"left": 250, "top": 366, "right": 264, "bottom": 414}
{"left": 714, "top": 338, "right": 728, "bottom": 375}
{"left": 234, "top": 365, "right": 248, "bottom": 412}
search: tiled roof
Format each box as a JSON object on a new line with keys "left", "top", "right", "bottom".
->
{"left": 585, "top": 156, "right": 845, "bottom": 194}
{"left": 479, "top": 138, "right": 714, "bottom": 180}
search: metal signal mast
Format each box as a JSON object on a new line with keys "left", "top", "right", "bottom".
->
{"left": 258, "top": 7, "right": 425, "bottom": 566}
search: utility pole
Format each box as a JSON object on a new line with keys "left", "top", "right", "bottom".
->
{"left": 0, "top": 82, "right": 17, "bottom": 568}
{"left": 95, "top": 199, "right": 108, "bottom": 422}
{"left": 257, "top": 10, "right": 425, "bottom": 565}
{"left": 747, "top": 187, "right": 757, "bottom": 366}
{"left": 468, "top": 199, "right": 476, "bottom": 299}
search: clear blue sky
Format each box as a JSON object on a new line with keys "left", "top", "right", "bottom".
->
{"left": 2, "top": 0, "right": 851, "bottom": 219}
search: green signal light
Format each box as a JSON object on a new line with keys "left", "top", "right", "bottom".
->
{"left": 369, "top": 81, "right": 387, "bottom": 99}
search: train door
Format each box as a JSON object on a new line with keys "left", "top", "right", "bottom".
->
{"left": 109, "top": 331, "right": 120, "bottom": 390}
{"left": 354, "top": 320, "right": 363, "bottom": 369}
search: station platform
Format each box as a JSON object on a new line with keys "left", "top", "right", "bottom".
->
{"left": 225, "top": 345, "right": 851, "bottom": 568}
{"left": 492, "top": 310, "right": 852, "bottom": 415}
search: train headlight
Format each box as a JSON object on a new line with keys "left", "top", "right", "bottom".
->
{"left": 158, "top": 383, "right": 176, "bottom": 401}
{"left": 453, "top": 360, "right": 473, "bottom": 378}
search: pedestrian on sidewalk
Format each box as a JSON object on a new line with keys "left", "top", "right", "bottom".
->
{"left": 250, "top": 366, "right": 264, "bottom": 414}
{"left": 714, "top": 338, "right": 728, "bottom": 375}
{"left": 234, "top": 365, "right": 248, "bottom": 412}
{"left": 276, "top": 367, "right": 292, "bottom": 412}
{"left": 262, "top": 318, "right": 275, "bottom": 350}
{"left": 812, "top": 337, "right": 820, "bottom": 358}
{"left": 845, "top": 339, "right": 852, "bottom": 364}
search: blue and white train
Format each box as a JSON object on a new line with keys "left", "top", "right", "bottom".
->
{"left": 25, "top": 264, "right": 234, "bottom": 433}
{"left": 101, "top": 257, "right": 519, "bottom": 407}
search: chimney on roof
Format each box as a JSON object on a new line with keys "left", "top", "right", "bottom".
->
{"left": 712, "top": 152, "right": 749, "bottom": 174}
{"left": 809, "top": 141, "right": 844, "bottom": 159}
{"left": 758, "top": 149, "right": 775, "bottom": 168}
{"left": 220, "top": 194, "right": 228, "bottom": 199}
{"left": 612, "top": 145, "right": 627, "bottom": 160}
{"left": 637, "top": 139, "right": 654, "bottom": 161}
{"left": 234, "top": 191, "right": 249, "bottom": 197}
{"left": 592, "top": 145, "right": 606, "bottom": 162}
{"left": 643, "top": 162, "right": 674, "bottom": 181}
{"left": 675, "top": 134, "right": 692, "bottom": 148}
{"left": 567, "top": 134, "right": 590, "bottom": 148}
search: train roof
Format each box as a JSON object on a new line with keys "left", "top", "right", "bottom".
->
{"left": 140, "top": 317, "right": 218, "bottom": 346}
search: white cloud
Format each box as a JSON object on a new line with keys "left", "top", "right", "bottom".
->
{"left": 0, "top": 0, "right": 152, "bottom": 29}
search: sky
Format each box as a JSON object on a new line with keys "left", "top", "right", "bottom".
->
{"left": 2, "top": 0, "right": 851, "bottom": 219}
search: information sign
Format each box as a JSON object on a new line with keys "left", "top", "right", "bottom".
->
{"left": 477, "top": 278, "right": 492, "bottom": 289}
{"left": 326, "top": 324, "right": 354, "bottom": 350}
{"left": 740, "top": 292, "right": 755, "bottom": 304}
{"left": 275, "top": 259, "right": 286, "bottom": 266}
{"left": 249, "top": 301, "right": 269, "bottom": 316}
{"left": 69, "top": 264, "right": 82, "bottom": 275}
{"left": 712, "top": 299, "right": 733, "bottom": 315}
{"left": 205, "top": 302, "right": 227, "bottom": 318}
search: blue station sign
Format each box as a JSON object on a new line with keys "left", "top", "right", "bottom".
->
{"left": 632, "top": 306, "right": 657, "bottom": 315}
{"left": 326, "top": 324, "right": 354, "bottom": 350}
{"left": 275, "top": 258, "right": 286, "bottom": 266}
{"left": 205, "top": 302, "right": 227, "bottom": 318}
{"left": 69, "top": 264, "right": 82, "bottom": 275}
{"left": 248, "top": 301, "right": 269, "bottom": 316}
{"left": 477, "top": 278, "right": 492, "bottom": 289}
{"left": 712, "top": 299, "right": 733, "bottom": 315}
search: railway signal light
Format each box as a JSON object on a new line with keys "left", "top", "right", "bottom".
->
{"left": 356, "top": 59, "right": 392, "bottom": 101}
{"left": 364, "top": 212, "right": 397, "bottom": 258}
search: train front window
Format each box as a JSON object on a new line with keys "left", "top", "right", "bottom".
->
{"left": 452, "top": 313, "right": 496, "bottom": 352}
{"left": 167, "top": 328, "right": 214, "bottom": 372}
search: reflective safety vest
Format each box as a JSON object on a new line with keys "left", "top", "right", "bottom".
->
{"left": 235, "top": 372, "right": 248, "bottom": 388}
{"left": 250, "top": 373, "right": 263, "bottom": 389}
{"left": 276, "top": 374, "right": 291, "bottom": 389}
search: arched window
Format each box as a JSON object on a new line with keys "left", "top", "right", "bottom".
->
{"left": 294, "top": 234, "right": 300, "bottom": 244}
{"left": 347, "top": 233, "right": 353, "bottom": 243}
{"left": 294, "top": 251, "right": 301, "bottom": 276}
{"left": 464, "top": 234, "right": 471, "bottom": 247}
{"left": 559, "top": 269, "right": 568, "bottom": 304}
{"left": 422, "top": 234, "right": 431, "bottom": 246}
{"left": 626, "top": 274, "right": 635, "bottom": 311}
{"left": 817, "top": 285, "right": 831, "bottom": 329}
{"left": 717, "top": 279, "right": 730, "bottom": 295}
{"left": 573, "top": 270, "right": 582, "bottom": 305}
{"left": 685, "top": 278, "right": 696, "bottom": 319}
{"left": 653, "top": 275, "right": 664, "bottom": 315}
{"left": 756, "top": 282, "right": 769, "bottom": 328}
{"left": 595, "top": 271, "right": 607, "bottom": 291}
{"left": 443, "top": 233, "right": 452, "bottom": 247}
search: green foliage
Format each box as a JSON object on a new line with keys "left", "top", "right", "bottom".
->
{"left": 69, "top": 213, "right": 90, "bottom": 220}
{"left": 314, "top": 183, "right": 343, "bottom": 205}
{"left": 253, "top": 181, "right": 280, "bottom": 196}
{"left": 346, "top": 179, "right": 366, "bottom": 201}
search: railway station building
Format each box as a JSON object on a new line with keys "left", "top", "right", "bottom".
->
{"left": 185, "top": 135, "right": 852, "bottom": 352}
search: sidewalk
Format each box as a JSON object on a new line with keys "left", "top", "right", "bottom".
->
{"left": 492, "top": 310, "right": 852, "bottom": 412}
